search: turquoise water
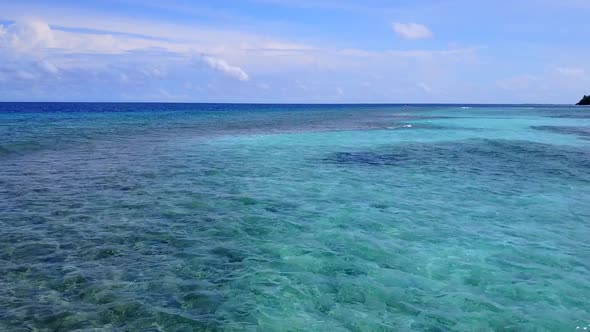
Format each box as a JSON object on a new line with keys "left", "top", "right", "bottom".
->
{"left": 0, "top": 103, "right": 589, "bottom": 331}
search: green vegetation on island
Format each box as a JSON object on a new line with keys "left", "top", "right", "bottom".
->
{"left": 576, "top": 95, "right": 590, "bottom": 105}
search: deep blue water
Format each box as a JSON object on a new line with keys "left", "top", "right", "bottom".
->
{"left": 1, "top": 103, "right": 589, "bottom": 331}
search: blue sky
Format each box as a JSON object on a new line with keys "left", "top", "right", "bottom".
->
{"left": 0, "top": 0, "right": 589, "bottom": 103}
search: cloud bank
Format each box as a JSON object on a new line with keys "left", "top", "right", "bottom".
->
{"left": 0, "top": 19, "right": 484, "bottom": 102}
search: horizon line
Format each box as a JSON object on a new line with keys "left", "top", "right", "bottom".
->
{"left": 0, "top": 101, "right": 578, "bottom": 106}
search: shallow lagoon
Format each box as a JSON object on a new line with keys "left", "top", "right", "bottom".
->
{"left": 1, "top": 103, "right": 589, "bottom": 331}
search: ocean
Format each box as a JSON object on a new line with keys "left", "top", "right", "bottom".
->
{"left": 0, "top": 103, "right": 589, "bottom": 331}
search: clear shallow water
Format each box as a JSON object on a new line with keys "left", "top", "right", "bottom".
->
{"left": 0, "top": 103, "right": 589, "bottom": 331}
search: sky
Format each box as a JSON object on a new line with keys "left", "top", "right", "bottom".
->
{"left": 0, "top": 0, "right": 589, "bottom": 103}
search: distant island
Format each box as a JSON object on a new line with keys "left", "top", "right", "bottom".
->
{"left": 576, "top": 95, "right": 590, "bottom": 105}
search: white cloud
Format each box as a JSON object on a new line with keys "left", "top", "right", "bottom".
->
{"left": 140, "top": 67, "right": 166, "bottom": 79}
{"left": 392, "top": 23, "right": 432, "bottom": 40}
{"left": 242, "top": 41, "right": 315, "bottom": 52}
{"left": 296, "top": 80, "right": 309, "bottom": 90}
{"left": 0, "top": 20, "right": 55, "bottom": 53}
{"left": 200, "top": 55, "right": 249, "bottom": 81}
{"left": 338, "top": 48, "right": 377, "bottom": 57}
{"left": 555, "top": 67, "right": 587, "bottom": 80}
{"left": 417, "top": 82, "right": 432, "bottom": 93}
{"left": 37, "top": 60, "right": 59, "bottom": 74}
{"left": 0, "top": 20, "right": 178, "bottom": 56}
